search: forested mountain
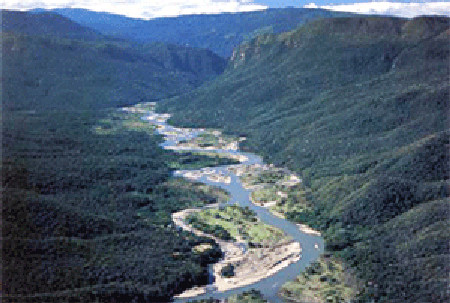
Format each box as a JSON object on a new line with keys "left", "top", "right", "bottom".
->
{"left": 3, "top": 7, "right": 449, "bottom": 303}
{"left": 37, "top": 8, "right": 355, "bottom": 57}
{"left": 2, "top": 10, "right": 103, "bottom": 40}
{"left": 159, "top": 16, "right": 450, "bottom": 302}
{"left": 2, "top": 10, "right": 226, "bottom": 110}
{"left": 2, "top": 10, "right": 230, "bottom": 302}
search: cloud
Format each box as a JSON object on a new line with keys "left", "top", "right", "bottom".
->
{"left": 303, "top": 1, "right": 450, "bottom": 18}
{"left": 304, "top": 2, "right": 319, "bottom": 8}
{"left": 3, "top": 0, "right": 448, "bottom": 20}
{"left": 1, "top": 0, "right": 268, "bottom": 19}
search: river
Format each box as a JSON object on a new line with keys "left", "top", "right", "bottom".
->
{"left": 138, "top": 106, "right": 324, "bottom": 303}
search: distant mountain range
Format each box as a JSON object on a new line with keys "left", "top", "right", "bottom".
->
{"left": 33, "top": 8, "right": 355, "bottom": 57}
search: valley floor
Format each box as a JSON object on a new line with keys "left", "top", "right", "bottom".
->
{"left": 172, "top": 208, "right": 301, "bottom": 297}
{"left": 131, "top": 103, "right": 324, "bottom": 302}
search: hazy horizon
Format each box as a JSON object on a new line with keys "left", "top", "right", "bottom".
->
{"left": 2, "top": 0, "right": 450, "bottom": 19}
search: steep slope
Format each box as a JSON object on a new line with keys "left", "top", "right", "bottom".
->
{"left": 2, "top": 10, "right": 227, "bottom": 111}
{"left": 41, "top": 8, "right": 355, "bottom": 57}
{"left": 2, "top": 110, "right": 225, "bottom": 302}
{"left": 2, "top": 10, "right": 230, "bottom": 303}
{"left": 2, "top": 10, "right": 102, "bottom": 40}
{"left": 160, "top": 16, "right": 450, "bottom": 303}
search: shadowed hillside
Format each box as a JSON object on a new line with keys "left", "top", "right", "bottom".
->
{"left": 1, "top": 10, "right": 227, "bottom": 111}
{"left": 2, "top": 10, "right": 231, "bottom": 302}
{"left": 2, "top": 10, "right": 103, "bottom": 40}
{"left": 159, "top": 16, "right": 450, "bottom": 303}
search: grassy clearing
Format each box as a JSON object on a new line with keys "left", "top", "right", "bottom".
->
{"left": 178, "top": 130, "right": 240, "bottom": 150}
{"left": 236, "top": 165, "right": 310, "bottom": 216}
{"left": 134, "top": 177, "right": 231, "bottom": 226}
{"left": 93, "top": 110, "right": 156, "bottom": 136}
{"left": 280, "top": 255, "right": 359, "bottom": 303}
{"left": 188, "top": 289, "right": 268, "bottom": 303}
{"left": 240, "top": 167, "right": 287, "bottom": 187}
{"left": 186, "top": 205, "right": 287, "bottom": 245}
{"left": 251, "top": 187, "right": 281, "bottom": 204}
{"left": 168, "top": 152, "right": 240, "bottom": 170}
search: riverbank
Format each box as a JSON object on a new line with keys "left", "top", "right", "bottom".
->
{"left": 172, "top": 208, "right": 302, "bottom": 297}
{"left": 229, "top": 163, "right": 321, "bottom": 238}
{"left": 137, "top": 103, "right": 324, "bottom": 303}
{"left": 279, "top": 255, "right": 359, "bottom": 303}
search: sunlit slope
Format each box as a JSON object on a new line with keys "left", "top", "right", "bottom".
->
{"left": 160, "top": 16, "right": 450, "bottom": 302}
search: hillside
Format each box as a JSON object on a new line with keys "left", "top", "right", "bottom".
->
{"left": 2, "top": 10, "right": 102, "bottom": 40}
{"left": 159, "top": 16, "right": 450, "bottom": 303}
{"left": 40, "top": 8, "right": 354, "bottom": 57}
{"left": 2, "top": 10, "right": 227, "bottom": 111}
{"left": 2, "top": 10, "right": 231, "bottom": 303}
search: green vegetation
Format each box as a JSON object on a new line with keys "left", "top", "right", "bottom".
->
{"left": 160, "top": 16, "right": 450, "bottom": 303}
{"left": 241, "top": 167, "right": 287, "bottom": 187}
{"left": 4, "top": 9, "right": 449, "bottom": 303}
{"left": 280, "top": 255, "right": 358, "bottom": 303}
{"left": 188, "top": 289, "right": 268, "bottom": 303}
{"left": 167, "top": 152, "right": 240, "bottom": 170}
{"left": 47, "top": 8, "right": 355, "bottom": 57}
{"left": 94, "top": 109, "right": 240, "bottom": 171}
{"left": 234, "top": 164, "right": 307, "bottom": 211}
{"left": 2, "top": 10, "right": 226, "bottom": 111}
{"left": 220, "top": 263, "right": 236, "bottom": 278}
{"left": 3, "top": 10, "right": 102, "bottom": 40}
{"left": 186, "top": 205, "right": 287, "bottom": 245}
{"left": 181, "top": 131, "right": 237, "bottom": 149}
{"left": 263, "top": 184, "right": 314, "bottom": 219}
{"left": 2, "top": 108, "right": 229, "bottom": 302}
{"left": 1, "top": 11, "right": 232, "bottom": 302}
{"left": 187, "top": 215, "right": 234, "bottom": 241}
{"left": 176, "top": 129, "right": 240, "bottom": 151}
{"left": 251, "top": 187, "right": 282, "bottom": 204}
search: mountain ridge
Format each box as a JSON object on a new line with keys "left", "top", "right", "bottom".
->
{"left": 35, "top": 7, "right": 357, "bottom": 57}
{"left": 2, "top": 10, "right": 227, "bottom": 111}
{"left": 2, "top": 10, "right": 103, "bottom": 40}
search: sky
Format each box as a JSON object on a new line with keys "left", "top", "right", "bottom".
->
{"left": 2, "top": 0, "right": 449, "bottom": 19}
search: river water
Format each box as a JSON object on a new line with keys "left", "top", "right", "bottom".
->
{"left": 139, "top": 108, "right": 324, "bottom": 303}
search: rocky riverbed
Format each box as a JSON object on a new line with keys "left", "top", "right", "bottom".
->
{"left": 122, "top": 102, "right": 323, "bottom": 303}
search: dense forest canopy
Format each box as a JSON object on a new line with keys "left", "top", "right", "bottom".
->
{"left": 2, "top": 8, "right": 449, "bottom": 303}
{"left": 2, "top": 10, "right": 229, "bottom": 302}
{"left": 2, "top": 10, "right": 227, "bottom": 111}
{"left": 159, "top": 16, "right": 450, "bottom": 303}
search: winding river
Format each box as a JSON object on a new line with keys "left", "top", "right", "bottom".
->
{"left": 138, "top": 106, "right": 324, "bottom": 303}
